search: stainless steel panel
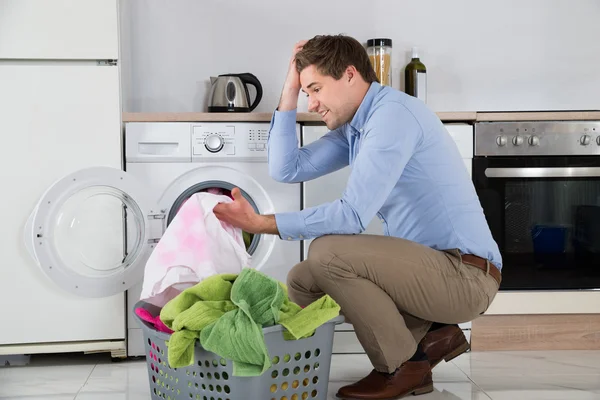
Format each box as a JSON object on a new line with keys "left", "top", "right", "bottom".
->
{"left": 485, "top": 167, "right": 600, "bottom": 178}
{"left": 475, "top": 121, "right": 600, "bottom": 156}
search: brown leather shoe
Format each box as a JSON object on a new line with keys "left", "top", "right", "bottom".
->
{"left": 335, "top": 360, "right": 433, "bottom": 400}
{"left": 420, "top": 325, "right": 470, "bottom": 368}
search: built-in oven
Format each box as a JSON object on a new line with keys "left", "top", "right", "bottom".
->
{"left": 473, "top": 121, "right": 600, "bottom": 290}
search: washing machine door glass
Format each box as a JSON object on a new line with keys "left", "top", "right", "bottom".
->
{"left": 25, "top": 166, "right": 161, "bottom": 298}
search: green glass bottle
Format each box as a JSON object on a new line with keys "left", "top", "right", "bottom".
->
{"left": 404, "top": 47, "right": 427, "bottom": 103}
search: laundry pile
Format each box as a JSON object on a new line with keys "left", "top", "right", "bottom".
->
{"left": 135, "top": 191, "right": 340, "bottom": 377}
{"left": 139, "top": 192, "right": 250, "bottom": 307}
{"left": 160, "top": 268, "right": 339, "bottom": 376}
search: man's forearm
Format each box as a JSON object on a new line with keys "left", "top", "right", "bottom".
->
{"left": 278, "top": 85, "right": 300, "bottom": 111}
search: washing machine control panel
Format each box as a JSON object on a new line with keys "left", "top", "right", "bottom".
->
{"left": 191, "top": 123, "right": 272, "bottom": 159}
{"left": 247, "top": 126, "right": 269, "bottom": 152}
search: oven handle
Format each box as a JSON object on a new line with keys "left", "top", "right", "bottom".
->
{"left": 485, "top": 167, "right": 600, "bottom": 178}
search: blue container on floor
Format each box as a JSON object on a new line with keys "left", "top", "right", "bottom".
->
{"left": 531, "top": 225, "right": 568, "bottom": 254}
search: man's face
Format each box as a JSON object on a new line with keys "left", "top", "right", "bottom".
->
{"left": 300, "top": 65, "right": 357, "bottom": 130}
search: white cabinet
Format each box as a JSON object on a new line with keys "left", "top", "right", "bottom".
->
{"left": 300, "top": 123, "right": 475, "bottom": 353}
{"left": 0, "top": 64, "right": 124, "bottom": 348}
{"left": 0, "top": 0, "right": 118, "bottom": 60}
{"left": 444, "top": 123, "right": 475, "bottom": 333}
{"left": 0, "top": 1, "right": 124, "bottom": 356}
{"left": 301, "top": 124, "right": 383, "bottom": 260}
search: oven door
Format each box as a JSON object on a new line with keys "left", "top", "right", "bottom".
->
{"left": 473, "top": 156, "right": 600, "bottom": 290}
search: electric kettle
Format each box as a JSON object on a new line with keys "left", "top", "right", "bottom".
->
{"left": 208, "top": 73, "right": 263, "bottom": 112}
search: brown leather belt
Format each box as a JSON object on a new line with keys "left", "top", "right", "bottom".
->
{"left": 461, "top": 254, "right": 502, "bottom": 286}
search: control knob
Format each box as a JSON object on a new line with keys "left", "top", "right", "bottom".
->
{"left": 528, "top": 135, "right": 540, "bottom": 146}
{"left": 205, "top": 134, "right": 224, "bottom": 153}
{"left": 496, "top": 135, "right": 507, "bottom": 146}
{"left": 512, "top": 135, "right": 524, "bottom": 146}
{"left": 597, "top": 136, "right": 600, "bottom": 146}
{"left": 580, "top": 134, "right": 591, "bottom": 146}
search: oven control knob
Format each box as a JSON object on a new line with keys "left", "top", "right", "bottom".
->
{"left": 580, "top": 134, "right": 591, "bottom": 146}
{"left": 528, "top": 135, "right": 540, "bottom": 146}
{"left": 496, "top": 135, "right": 508, "bottom": 146}
{"left": 512, "top": 135, "right": 524, "bottom": 146}
{"left": 597, "top": 136, "right": 600, "bottom": 146}
{"left": 205, "top": 134, "right": 224, "bottom": 153}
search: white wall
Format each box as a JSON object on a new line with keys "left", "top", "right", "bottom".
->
{"left": 120, "top": 0, "right": 600, "bottom": 113}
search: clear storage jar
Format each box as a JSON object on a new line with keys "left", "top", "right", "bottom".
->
{"left": 367, "top": 38, "right": 392, "bottom": 86}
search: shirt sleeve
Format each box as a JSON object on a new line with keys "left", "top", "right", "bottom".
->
{"left": 275, "top": 103, "right": 423, "bottom": 240}
{"left": 267, "top": 109, "right": 349, "bottom": 183}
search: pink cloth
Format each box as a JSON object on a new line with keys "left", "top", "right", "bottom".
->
{"left": 206, "top": 187, "right": 225, "bottom": 195}
{"left": 135, "top": 307, "right": 174, "bottom": 334}
{"left": 140, "top": 192, "right": 251, "bottom": 307}
{"left": 205, "top": 187, "right": 233, "bottom": 200}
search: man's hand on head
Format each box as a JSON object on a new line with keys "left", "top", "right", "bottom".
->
{"left": 278, "top": 40, "right": 308, "bottom": 111}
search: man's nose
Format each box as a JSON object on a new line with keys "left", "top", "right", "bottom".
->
{"left": 308, "top": 96, "right": 319, "bottom": 113}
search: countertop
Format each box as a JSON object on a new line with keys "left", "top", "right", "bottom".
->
{"left": 122, "top": 111, "right": 600, "bottom": 123}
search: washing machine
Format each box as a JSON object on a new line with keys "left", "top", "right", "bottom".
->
{"left": 123, "top": 121, "right": 301, "bottom": 356}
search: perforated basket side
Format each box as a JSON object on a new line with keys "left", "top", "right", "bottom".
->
{"left": 135, "top": 300, "right": 342, "bottom": 400}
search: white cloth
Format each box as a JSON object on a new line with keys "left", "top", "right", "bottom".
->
{"left": 140, "top": 192, "right": 250, "bottom": 307}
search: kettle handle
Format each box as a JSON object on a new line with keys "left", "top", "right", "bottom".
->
{"left": 236, "top": 73, "right": 263, "bottom": 112}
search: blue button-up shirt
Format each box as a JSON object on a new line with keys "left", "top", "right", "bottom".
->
{"left": 267, "top": 82, "right": 502, "bottom": 269}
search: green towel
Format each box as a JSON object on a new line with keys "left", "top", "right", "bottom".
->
{"left": 159, "top": 268, "right": 340, "bottom": 376}
{"left": 159, "top": 274, "right": 238, "bottom": 368}
{"left": 242, "top": 231, "right": 252, "bottom": 249}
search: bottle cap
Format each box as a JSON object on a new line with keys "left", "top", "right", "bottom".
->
{"left": 412, "top": 47, "right": 420, "bottom": 59}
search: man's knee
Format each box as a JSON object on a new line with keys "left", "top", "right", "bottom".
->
{"left": 307, "top": 235, "right": 342, "bottom": 264}
{"left": 286, "top": 260, "right": 322, "bottom": 306}
{"left": 286, "top": 260, "right": 310, "bottom": 288}
{"left": 307, "top": 235, "right": 354, "bottom": 280}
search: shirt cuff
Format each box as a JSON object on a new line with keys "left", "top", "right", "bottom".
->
{"left": 269, "top": 108, "right": 298, "bottom": 135}
{"left": 275, "top": 212, "right": 308, "bottom": 241}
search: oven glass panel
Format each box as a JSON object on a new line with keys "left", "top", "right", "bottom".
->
{"left": 474, "top": 157, "right": 600, "bottom": 290}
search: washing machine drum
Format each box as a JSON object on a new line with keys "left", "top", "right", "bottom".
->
{"left": 167, "top": 181, "right": 259, "bottom": 255}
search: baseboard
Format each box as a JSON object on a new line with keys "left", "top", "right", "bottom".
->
{"left": 0, "top": 340, "right": 126, "bottom": 357}
{"left": 333, "top": 331, "right": 364, "bottom": 354}
{"left": 127, "top": 328, "right": 146, "bottom": 357}
{"left": 471, "top": 314, "right": 600, "bottom": 351}
{"left": 333, "top": 328, "right": 472, "bottom": 354}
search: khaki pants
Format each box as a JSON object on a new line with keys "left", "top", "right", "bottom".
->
{"left": 287, "top": 234, "right": 499, "bottom": 373}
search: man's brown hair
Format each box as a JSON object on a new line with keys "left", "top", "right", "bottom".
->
{"left": 295, "top": 35, "right": 379, "bottom": 84}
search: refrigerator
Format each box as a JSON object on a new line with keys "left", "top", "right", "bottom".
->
{"left": 0, "top": 0, "right": 133, "bottom": 358}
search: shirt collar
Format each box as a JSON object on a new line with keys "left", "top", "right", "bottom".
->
{"left": 348, "top": 81, "right": 381, "bottom": 134}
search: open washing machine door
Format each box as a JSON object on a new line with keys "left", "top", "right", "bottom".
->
{"left": 24, "top": 166, "right": 163, "bottom": 298}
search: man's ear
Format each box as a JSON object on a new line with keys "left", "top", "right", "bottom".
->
{"left": 345, "top": 65, "right": 358, "bottom": 84}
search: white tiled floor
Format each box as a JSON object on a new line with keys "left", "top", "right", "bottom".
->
{"left": 1, "top": 351, "right": 600, "bottom": 399}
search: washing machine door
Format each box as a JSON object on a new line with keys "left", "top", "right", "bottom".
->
{"left": 24, "top": 166, "right": 163, "bottom": 298}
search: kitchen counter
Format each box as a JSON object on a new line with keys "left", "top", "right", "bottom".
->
{"left": 122, "top": 111, "right": 600, "bottom": 123}
{"left": 122, "top": 111, "right": 476, "bottom": 123}
{"left": 477, "top": 111, "right": 600, "bottom": 121}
